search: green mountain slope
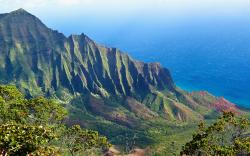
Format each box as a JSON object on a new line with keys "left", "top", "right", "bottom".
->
{"left": 0, "top": 9, "right": 174, "bottom": 97}
{"left": 0, "top": 9, "right": 245, "bottom": 151}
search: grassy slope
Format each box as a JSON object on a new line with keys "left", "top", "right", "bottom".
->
{"left": 1, "top": 9, "right": 249, "bottom": 155}
{"left": 66, "top": 94, "right": 202, "bottom": 155}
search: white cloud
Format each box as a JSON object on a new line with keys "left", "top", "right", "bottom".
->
{"left": 0, "top": 0, "right": 250, "bottom": 16}
{"left": 57, "top": 0, "right": 82, "bottom": 6}
{"left": 0, "top": 0, "right": 47, "bottom": 12}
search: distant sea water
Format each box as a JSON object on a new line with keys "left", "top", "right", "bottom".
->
{"left": 125, "top": 42, "right": 250, "bottom": 109}
{"left": 87, "top": 18, "right": 250, "bottom": 108}
{"left": 49, "top": 16, "right": 250, "bottom": 108}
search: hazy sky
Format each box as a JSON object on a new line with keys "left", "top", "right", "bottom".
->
{"left": 1, "top": 0, "right": 250, "bottom": 17}
{"left": 1, "top": 0, "right": 250, "bottom": 38}
{"left": 1, "top": 0, "right": 250, "bottom": 107}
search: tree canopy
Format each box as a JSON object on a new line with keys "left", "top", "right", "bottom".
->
{"left": 0, "top": 85, "right": 111, "bottom": 156}
{"left": 181, "top": 112, "right": 250, "bottom": 155}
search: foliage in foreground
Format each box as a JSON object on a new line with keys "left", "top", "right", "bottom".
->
{"left": 0, "top": 85, "right": 111, "bottom": 156}
{"left": 0, "top": 124, "right": 56, "bottom": 156}
{"left": 59, "top": 125, "right": 111, "bottom": 156}
{"left": 181, "top": 112, "right": 250, "bottom": 155}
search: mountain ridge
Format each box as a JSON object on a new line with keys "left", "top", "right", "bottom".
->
{"left": 0, "top": 9, "right": 174, "bottom": 97}
{"left": 0, "top": 9, "right": 243, "bottom": 128}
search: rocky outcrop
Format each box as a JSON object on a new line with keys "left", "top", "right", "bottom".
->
{"left": 0, "top": 9, "right": 242, "bottom": 124}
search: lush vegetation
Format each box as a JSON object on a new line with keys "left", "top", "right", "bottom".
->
{"left": 0, "top": 86, "right": 250, "bottom": 156}
{"left": 181, "top": 112, "right": 250, "bottom": 155}
{"left": 1, "top": 9, "right": 250, "bottom": 156}
{"left": 0, "top": 85, "right": 111, "bottom": 156}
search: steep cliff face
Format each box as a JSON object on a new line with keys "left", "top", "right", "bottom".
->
{"left": 0, "top": 9, "right": 174, "bottom": 98}
{"left": 0, "top": 9, "right": 241, "bottom": 125}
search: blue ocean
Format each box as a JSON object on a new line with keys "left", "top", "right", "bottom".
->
{"left": 46, "top": 15, "right": 250, "bottom": 108}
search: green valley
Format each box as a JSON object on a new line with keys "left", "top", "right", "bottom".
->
{"left": 0, "top": 9, "right": 249, "bottom": 155}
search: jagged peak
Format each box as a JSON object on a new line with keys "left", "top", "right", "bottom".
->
{"left": 0, "top": 9, "right": 31, "bottom": 20}
{"left": 68, "top": 33, "right": 90, "bottom": 40}
{"left": 10, "top": 8, "right": 31, "bottom": 15}
{"left": 3, "top": 8, "right": 39, "bottom": 22}
{"left": 0, "top": 8, "right": 53, "bottom": 35}
{"left": 148, "top": 62, "right": 161, "bottom": 67}
{"left": 68, "top": 33, "right": 96, "bottom": 45}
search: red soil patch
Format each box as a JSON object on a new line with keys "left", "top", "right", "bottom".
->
{"left": 210, "top": 98, "right": 239, "bottom": 114}
{"left": 127, "top": 149, "right": 145, "bottom": 156}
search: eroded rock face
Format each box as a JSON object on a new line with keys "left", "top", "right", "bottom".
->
{"left": 0, "top": 9, "right": 174, "bottom": 99}
{"left": 0, "top": 9, "right": 242, "bottom": 124}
